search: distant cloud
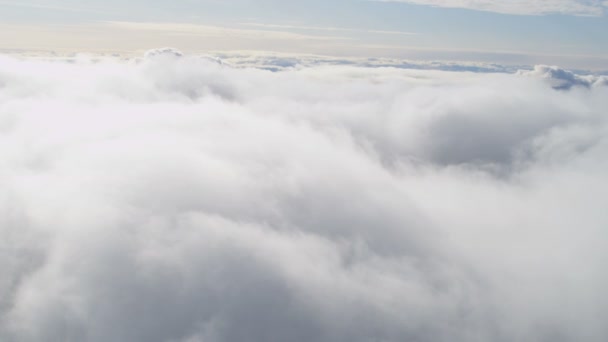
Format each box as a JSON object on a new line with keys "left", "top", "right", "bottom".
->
{"left": 0, "top": 52, "right": 607, "bottom": 341}
{"left": 517, "top": 64, "right": 607, "bottom": 89}
{"left": 375, "top": 0, "right": 608, "bottom": 16}
{"left": 143, "top": 47, "right": 185, "bottom": 60}
{"left": 105, "top": 21, "right": 351, "bottom": 41}
{"left": 0, "top": 0, "right": 112, "bottom": 14}
{"left": 239, "top": 22, "right": 417, "bottom": 36}
{"left": 210, "top": 51, "right": 523, "bottom": 73}
{"left": 1, "top": 20, "right": 607, "bottom": 69}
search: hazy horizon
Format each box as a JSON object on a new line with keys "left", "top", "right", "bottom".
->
{"left": 1, "top": 0, "right": 608, "bottom": 69}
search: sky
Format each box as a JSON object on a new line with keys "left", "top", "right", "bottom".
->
{"left": 0, "top": 0, "right": 607, "bottom": 68}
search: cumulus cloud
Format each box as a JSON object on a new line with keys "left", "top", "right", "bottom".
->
{"left": 0, "top": 51, "right": 607, "bottom": 342}
{"left": 376, "top": 0, "right": 608, "bottom": 16}
{"left": 517, "top": 64, "right": 607, "bottom": 89}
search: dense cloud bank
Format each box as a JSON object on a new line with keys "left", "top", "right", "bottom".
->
{"left": 212, "top": 53, "right": 524, "bottom": 73}
{"left": 0, "top": 51, "right": 607, "bottom": 342}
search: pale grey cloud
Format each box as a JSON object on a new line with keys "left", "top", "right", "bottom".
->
{"left": 0, "top": 22, "right": 351, "bottom": 56}
{"left": 104, "top": 21, "right": 350, "bottom": 41}
{"left": 0, "top": 51, "right": 607, "bottom": 342}
{"left": 0, "top": 0, "right": 112, "bottom": 14}
{"left": 239, "top": 22, "right": 417, "bottom": 36}
{"left": 375, "top": 0, "right": 608, "bottom": 16}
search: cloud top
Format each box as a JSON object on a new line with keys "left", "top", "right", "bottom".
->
{"left": 517, "top": 64, "right": 607, "bottom": 89}
{"left": 0, "top": 52, "right": 607, "bottom": 341}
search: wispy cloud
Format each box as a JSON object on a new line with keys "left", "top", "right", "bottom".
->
{"left": 374, "top": 0, "right": 608, "bottom": 16}
{"left": 239, "top": 22, "right": 417, "bottom": 36}
{"left": 105, "top": 21, "right": 352, "bottom": 41}
{"left": 0, "top": 0, "right": 112, "bottom": 14}
{"left": 0, "top": 21, "right": 353, "bottom": 54}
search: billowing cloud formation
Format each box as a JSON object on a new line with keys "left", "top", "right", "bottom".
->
{"left": 377, "top": 0, "right": 608, "bottom": 16}
{"left": 517, "top": 65, "right": 608, "bottom": 89}
{"left": 0, "top": 51, "right": 607, "bottom": 342}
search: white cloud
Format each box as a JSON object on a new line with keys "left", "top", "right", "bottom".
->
{"left": 0, "top": 51, "right": 607, "bottom": 341}
{"left": 517, "top": 64, "right": 607, "bottom": 89}
{"left": 376, "top": 0, "right": 608, "bottom": 16}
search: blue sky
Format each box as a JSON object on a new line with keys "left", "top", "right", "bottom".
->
{"left": 1, "top": 0, "right": 607, "bottom": 68}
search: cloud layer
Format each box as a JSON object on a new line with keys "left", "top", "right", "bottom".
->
{"left": 0, "top": 51, "right": 607, "bottom": 342}
{"left": 377, "top": 0, "right": 608, "bottom": 16}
